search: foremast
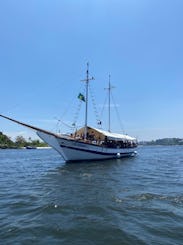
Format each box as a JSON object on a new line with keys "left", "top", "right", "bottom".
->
{"left": 81, "top": 63, "right": 94, "bottom": 140}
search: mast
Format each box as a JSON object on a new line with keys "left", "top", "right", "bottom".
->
{"left": 81, "top": 63, "right": 94, "bottom": 140}
{"left": 108, "top": 75, "right": 111, "bottom": 132}
{"left": 105, "top": 75, "right": 114, "bottom": 132}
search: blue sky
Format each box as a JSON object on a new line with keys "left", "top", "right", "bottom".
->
{"left": 0, "top": 0, "right": 182, "bottom": 141}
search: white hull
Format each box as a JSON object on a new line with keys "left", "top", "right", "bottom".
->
{"left": 37, "top": 131, "right": 137, "bottom": 162}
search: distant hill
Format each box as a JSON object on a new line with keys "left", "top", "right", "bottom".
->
{"left": 140, "top": 138, "right": 183, "bottom": 146}
{"left": 0, "top": 132, "right": 15, "bottom": 148}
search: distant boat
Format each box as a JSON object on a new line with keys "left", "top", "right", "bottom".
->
{"left": 26, "top": 146, "right": 37, "bottom": 149}
{"left": 0, "top": 64, "right": 137, "bottom": 162}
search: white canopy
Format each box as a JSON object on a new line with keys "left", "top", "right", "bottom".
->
{"left": 91, "top": 127, "right": 136, "bottom": 141}
{"left": 75, "top": 126, "right": 136, "bottom": 141}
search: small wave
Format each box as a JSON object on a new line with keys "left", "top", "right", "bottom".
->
{"left": 132, "top": 193, "right": 183, "bottom": 205}
{"left": 115, "top": 198, "right": 123, "bottom": 203}
{"left": 135, "top": 193, "right": 161, "bottom": 201}
{"left": 114, "top": 192, "right": 183, "bottom": 204}
{"left": 81, "top": 173, "right": 92, "bottom": 178}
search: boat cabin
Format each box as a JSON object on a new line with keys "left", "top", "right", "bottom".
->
{"left": 72, "top": 126, "right": 137, "bottom": 148}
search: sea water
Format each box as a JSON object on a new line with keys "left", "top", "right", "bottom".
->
{"left": 0, "top": 146, "right": 183, "bottom": 244}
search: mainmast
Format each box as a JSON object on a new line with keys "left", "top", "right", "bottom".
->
{"left": 81, "top": 63, "right": 94, "bottom": 140}
{"left": 105, "top": 75, "right": 114, "bottom": 132}
{"left": 108, "top": 75, "right": 111, "bottom": 132}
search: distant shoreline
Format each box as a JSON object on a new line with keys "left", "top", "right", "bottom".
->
{"left": 138, "top": 144, "right": 183, "bottom": 146}
{"left": 1, "top": 131, "right": 183, "bottom": 149}
{"left": 0, "top": 132, "right": 49, "bottom": 149}
{"left": 139, "top": 138, "right": 183, "bottom": 146}
{"left": 0, "top": 146, "right": 52, "bottom": 150}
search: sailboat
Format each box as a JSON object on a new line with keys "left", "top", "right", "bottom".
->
{"left": 0, "top": 64, "right": 137, "bottom": 162}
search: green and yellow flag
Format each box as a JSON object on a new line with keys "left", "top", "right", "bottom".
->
{"left": 78, "top": 93, "right": 85, "bottom": 102}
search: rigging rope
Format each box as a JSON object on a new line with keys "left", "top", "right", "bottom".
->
{"left": 60, "top": 82, "right": 83, "bottom": 120}
{"left": 72, "top": 99, "right": 82, "bottom": 127}
{"left": 72, "top": 86, "right": 86, "bottom": 128}
{"left": 111, "top": 92, "right": 125, "bottom": 134}
{"left": 100, "top": 92, "right": 108, "bottom": 120}
{"left": 52, "top": 82, "right": 85, "bottom": 133}
{"left": 99, "top": 84, "right": 125, "bottom": 133}
{"left": 88, "top": 83, "right": 101, "bottom": 126}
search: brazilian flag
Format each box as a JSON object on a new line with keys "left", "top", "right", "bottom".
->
{"left": 78, "top": 93, "right": 85, "bottom": 102}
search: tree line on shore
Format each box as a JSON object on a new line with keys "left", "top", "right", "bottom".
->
{"left": 140, "top": 138, "right": 183, "bottom": 146}
{"left": 0, "top": 132, "right": 48, "bottom": 149}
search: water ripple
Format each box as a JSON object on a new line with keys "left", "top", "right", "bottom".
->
{"left": 1, "top": 146, "right": 183, "bottom": 244}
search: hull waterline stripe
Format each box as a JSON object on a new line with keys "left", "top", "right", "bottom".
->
{"left": 60, "top": 144, "right": 134, "bottom": 156}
